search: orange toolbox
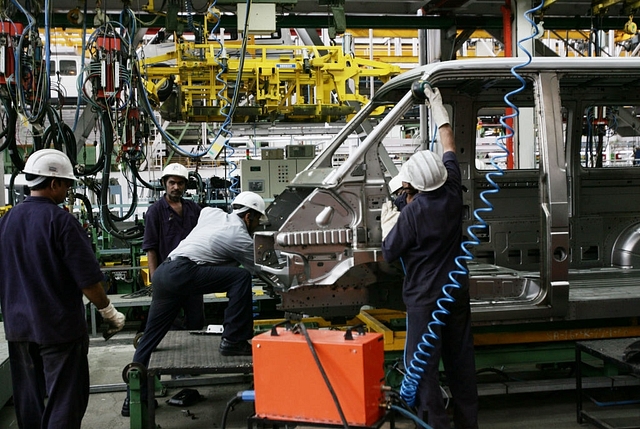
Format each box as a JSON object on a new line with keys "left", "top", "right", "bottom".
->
{"left": 252, "top": 326, "right": 385, "bottom": 426}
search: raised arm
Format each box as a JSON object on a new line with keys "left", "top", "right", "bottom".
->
{"left": 422, "top": 86, "right": 456, "bottom": 154}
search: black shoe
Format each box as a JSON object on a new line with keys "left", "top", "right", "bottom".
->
{"left": 219, "top": 338, "right": 252, "bottom": 356}
{"left": 121, "top": 396, "right": 158, "bottom": 417}
{"left": 121, "top": 397, "right": 130, "bottom": 417}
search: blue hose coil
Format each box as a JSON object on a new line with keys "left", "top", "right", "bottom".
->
{"left": 398, "top": 0, "right": 545, "bottom": 409}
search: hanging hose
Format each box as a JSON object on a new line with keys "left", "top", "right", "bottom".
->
{"left": 294, "top": 322, "right": 349, "bottom": 429}
{"left": 188, "top": 170, "right": 206, "bottom": 204}
{"left": 207, "top": 0, "right": 254, "bottom": 196}
{"left": 96, "top": 110, "right": 144, "bottom": 240}
{"left": 7, "top": 170, "right": 20, "bottom": 206}
{"left": 71, "top": 0, "right": 89, "bottom": 133}
{"left": 11, "top": 0, "right": 47, "bottom": 124}
{"left": 0, "top": 97, "right": 16, "bottom": 153}
{"left": 398, "top": 0, "right": 545, "bottom": 410}
{"left": 74, "top": 192, "right": 95, "bottom": 225}
{"left": 129, "top": 160, "right": 163, "bottom": 191}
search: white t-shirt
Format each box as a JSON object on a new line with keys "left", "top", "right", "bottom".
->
{"left": 168, "top": 207, "right": 257, "bottom": 273}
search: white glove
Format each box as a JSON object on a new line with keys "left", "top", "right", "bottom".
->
{"left": 381, "top": 201, "right": 400, "bottom": 241}
{"left": 424, "top": 86, "right": 450, "bottom": 128}
{"left": 98, "top": 302, "right": 125, "bottom": 339}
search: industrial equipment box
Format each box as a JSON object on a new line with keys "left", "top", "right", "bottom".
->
{"left": 253, "top": 327, "right": 385, "bottom": 426}
{"left": 261, "top": 148, "right": 284, "bottom": 160}
{"left": 286, "top": 144, "right": 315, "bottom": 159}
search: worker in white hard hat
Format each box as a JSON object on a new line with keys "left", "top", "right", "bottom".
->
{"left": 0, "top": 149, "right": 125, "bottom": 428}
{"left": 122, "top": 191, "right": 266, "bottom": 415}
{"left": 381, "top": 86, "right": 479, "bottom": 429}
{"left": 141, "top": 164, "right": 203, "bottom": 326}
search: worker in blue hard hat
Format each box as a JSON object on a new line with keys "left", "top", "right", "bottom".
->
{"left": 381, "top": 87, "right": 479, "bottom": 429}
{"left": 122, "top": 191, "right": 266, "bottom": 417}
{"left": 0, "top": 149, "right": 125, "bottom": 428}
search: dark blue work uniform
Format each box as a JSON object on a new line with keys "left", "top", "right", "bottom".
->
{"left": 0, "top": 196, "right": 104, "bottom": 429}
{"left": 143, "top": 196, "right": 203, "bottom": 329}
{"left": 382, "top": 152, "right": 478, "bottom": 429}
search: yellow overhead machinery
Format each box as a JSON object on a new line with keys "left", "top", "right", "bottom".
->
{"left": 140, "top": 38, "right": 402, "bottom": 123}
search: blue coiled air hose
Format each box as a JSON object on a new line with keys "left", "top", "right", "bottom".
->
{"left": 398, "top": 0, "right": 545, "bottom": 412}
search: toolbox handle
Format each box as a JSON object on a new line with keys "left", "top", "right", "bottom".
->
{"left": 344, "top": 324, "right": 366, "bottom": 340}
{"left": 270, "top": 320, "right": 294, "bottom": 336}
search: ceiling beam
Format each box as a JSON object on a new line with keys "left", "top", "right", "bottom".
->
{"left": 46, "top": 13, "right": 631, "bottom": 32}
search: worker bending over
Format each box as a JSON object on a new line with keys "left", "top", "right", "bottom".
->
{"left": 122, "top": 191, "right": 265, "bottom": 416}
{"left": 381, "top": 87, "right": 479, "bottom": 429}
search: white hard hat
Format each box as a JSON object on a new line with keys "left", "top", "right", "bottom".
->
{"left": 397, "top": 150, "right": 447, "bottom": 192}
{"left": 388, "top": 175, "right": 403, "bottom": 194}
{"left": 232, "top": 191, "right": 266, "bottom": 216}
{"left": 161, "top": 163, "right": 189, "bottom": 181}
{"left": 23, "top": 149, "right": 76, "bottom": 187}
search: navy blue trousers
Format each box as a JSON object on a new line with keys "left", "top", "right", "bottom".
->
{"left": 133, "top": 257, "right": 253, "bottom": 368}
{"left": 9, "top": 337, "right": 90, "bottom": 429}
{"left": 405, "top": 286, "right": 479, "bottom": 429}
{"left": 180, "top": 294, "right": 205, "bottom": 330}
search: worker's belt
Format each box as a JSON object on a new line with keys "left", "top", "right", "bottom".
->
{"left": 168, "top": 256, "right": 194, "bottom": 263}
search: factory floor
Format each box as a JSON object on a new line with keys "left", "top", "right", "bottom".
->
{"left": 0, "top": 332, "right": 637, "bottom": 428}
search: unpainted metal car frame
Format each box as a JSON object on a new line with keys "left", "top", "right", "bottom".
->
{"left": 254, "top": 57, "right": 640, "bottom": 325}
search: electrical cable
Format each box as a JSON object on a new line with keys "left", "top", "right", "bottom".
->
{"left": 71, "top": 0, "right": 89, "bottom": 133}
{"left": 398, "top": 0, "right": 545, "bottom": 412}
{"left": 74, "top": 192, "right": 95, "bottom": 225}
{"left": 11, "top": 0, "right": 47, "bottom": 124}
{"left": 220, "top": 390, "right": 255, "bottom": 429}
{"left": 208, "top": 0, "right": 253, "bottom": 196}
{"left": 389, "top": 405, "right": 432, "bottom": 429}
{"left": 294, "top": 322, "right": 349, "bottom": 429}
{"left": 129, "top": 160, "right": 163, "bottom": 191}
{"left": 0, "top": 97, "right": 17, "bottom": 153}
{"left": 7, "top": 170, "right": 19, "bottom": 206}
{"left": 96, "top": 109, "right": 144, "bottom": 240}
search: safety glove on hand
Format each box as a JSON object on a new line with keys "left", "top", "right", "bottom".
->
{"left": 423, "top": 86, "right": 450, "bottom": 128}
{"left": 99, "top": 302, "right": 126, "bottom": 340}
{"left": 381, "top": 200, "right": 401, "bottom": 241}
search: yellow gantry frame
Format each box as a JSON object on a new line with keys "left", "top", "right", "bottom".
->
{"left": 139, "top": 39, "right": 401, "bottom": 123}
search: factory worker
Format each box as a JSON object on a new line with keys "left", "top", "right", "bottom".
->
{"left": 122, "top": 191, "right": 265, "bottom": 417}
{"left": 381, "top": 87, "right": 479, "bottom": 429}
{"left": 387, "top": 164, "right": 418, "bottom": 216}
{"left": 0, "top": 149, "right": 125, "bottom": 428}
{"left": 143, "top": 163, "right": 203, "bottom": 330}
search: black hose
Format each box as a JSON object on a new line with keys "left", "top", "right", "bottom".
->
{"left": 74, "top": 192, "right": 95, "bottom": 224}
{"left": 97, "top": 110, "right": 143, "bottom": 241}
{"left": 188, "top": 170, "right": 206, "bottom": 204}
{"left": 220, "top": 395, "right": 243, "bottom": 429}
{"left": 0, "top": 97, "right": 16, "bottom": 152}
{"left": 75, "top": 108, "right": 107, "bottom": 177}
{"left": 32, "top": 106, "right": 58, "bottom": 151}
{"left": 42, "top": 121, "right": 76, "bottom": 161}
{"left": 129, "top": 160, "right": 163, "bottom": 191}
{"left": 295, "top": 322, "right": 349, "bottom": 429}
{"left": 5, "top": 101, "right": 23, "bottom": 170}
{"left": 7, "top": 170, "right": 20, "bottom": 206}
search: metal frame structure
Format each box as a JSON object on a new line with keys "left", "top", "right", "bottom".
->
{"left": 254, "top": 57, "right": 640, "bottom": 326}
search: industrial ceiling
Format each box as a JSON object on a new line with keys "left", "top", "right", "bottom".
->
{"left": 37, "top": 0, "right": 636, "bottom": 31}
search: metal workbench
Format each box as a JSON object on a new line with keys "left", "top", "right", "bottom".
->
{"left": 576, "top": 337, "right": 640, "bottom": 429}
{"left": 88, "top": 287, "right": 272, "bottom": 336}
{"left": 144, "top": 331, "right": 253, "bottom": 428}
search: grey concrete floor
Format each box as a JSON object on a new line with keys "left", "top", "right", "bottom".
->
{"left": 0, "top": 332, "right": 636, "bottom": 428}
